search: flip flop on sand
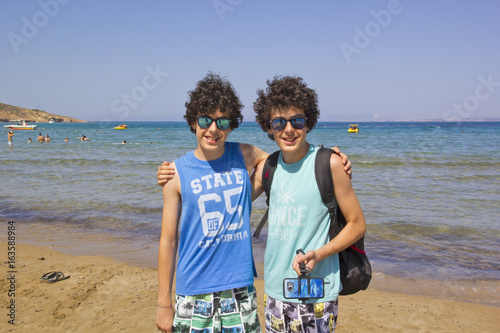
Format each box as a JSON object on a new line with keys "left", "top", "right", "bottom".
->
{"left": 40, "top": 271, "right": 70, "bottom": 283}
{"left": 48, "top": 272, "right": 70, "bottom": 283}
{"left": 40, "top": 271, "right": 58, "bottom": 280}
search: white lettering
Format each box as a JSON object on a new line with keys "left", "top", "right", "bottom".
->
{"left": 270, "top": 205, "right": 306, "bottom": 227}
{"left": 213, "top": 173, "right": 226, "bottom": 187}
{"left": 201, "top": 175, "right": 213, "bottom": 190}
{"left": 233, "top": 170, "right": 243, "bottom": 184}
{"left": 190, "top": 171, "right": 243, "bottom": 192}
{"left": 198, "top": 231, "right": 248, "bottom": 248}
{"left": 191, "top": 179, "right": 202, "bottom": 194}
{"left": 223, "top": 171, "right": 233, "bottom": 185}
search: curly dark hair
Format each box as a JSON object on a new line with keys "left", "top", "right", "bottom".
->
{"left": 184, "top": 72, "right": 243, "bottom": 133}
{"left": 253, "top": 75, "right": 319, "bottom": 140}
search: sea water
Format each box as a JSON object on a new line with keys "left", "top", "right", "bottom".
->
{"left": 1, "top": 121, "right": 499, "bottom": 291}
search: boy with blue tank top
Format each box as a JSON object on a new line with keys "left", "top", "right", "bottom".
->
{"left": 251, "top": 76, "right": 366, "bottom": 333}
{"left": 156, "top": 73, "right": 270, "bottom": 333}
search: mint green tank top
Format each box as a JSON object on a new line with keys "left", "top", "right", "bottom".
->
{"left": 264, "top": 145, "right": 341, "bottom": 302}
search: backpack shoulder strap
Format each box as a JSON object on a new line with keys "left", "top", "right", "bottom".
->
{"left": 262, "top": 150, "right": 280, "bottom": 205}
{"left": 314, "top": 147, "right": 344, "bottom": 240}
{"left": 315, "top": 148, "right": 336, "bottom": 212}
{"left": 253, "top": 150, "right": 280, "bottom": 238}
{"left": 316, "top": 148, "right": 365, "bottom": 251}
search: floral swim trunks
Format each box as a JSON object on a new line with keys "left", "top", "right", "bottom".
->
{"left": 264, "top": 294, "right": 338, "bottom": 333}
{"left": 173, "top": 285, "right": 261, "bottom": 333}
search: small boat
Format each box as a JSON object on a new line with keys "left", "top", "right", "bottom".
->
{"left": 114, "top": 124, "right": 128, "bottom": 130}
{"left": 3, "top": 119, "right": 38, "bottom": 130}
{"left": 48, "top": 119, "right": 55, "bottom": 123}
{"left": 348, "top": 124, "right": 359, "bottom": 133}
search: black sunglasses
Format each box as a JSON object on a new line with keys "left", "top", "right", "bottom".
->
{"left": 197, "top": 115, "right": 231, "bottom": 130}
{"left": 269, "top": 116, "right": 308, "bottom": 131}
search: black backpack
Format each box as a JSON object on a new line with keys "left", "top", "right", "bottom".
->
{"left": 254, "top": 148, "right": 372, "bottom": 295}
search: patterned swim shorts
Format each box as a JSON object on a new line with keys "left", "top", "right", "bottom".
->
{"left": 264, "top": 294, "right": 338, "bottom": 333}
{"left": 173, "top": 285, "right": 261, "bottom": 333}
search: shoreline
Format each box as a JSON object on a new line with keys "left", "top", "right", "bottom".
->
{"left": 10, "top": 220, "right": 500, "bottom": 306}
{"left": 1, "top": 241, "right": 499, "bottom": 332}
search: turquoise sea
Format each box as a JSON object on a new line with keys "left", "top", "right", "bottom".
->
{"left": 2, "top": 121, "right": 499, "bottom": 300}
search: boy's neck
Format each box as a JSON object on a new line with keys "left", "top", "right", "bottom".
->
{"left": 280, "top": 142, "right": 310, "bottom": 164}
{"left": 194, "top": 145, "right": 225, "bottom": 161}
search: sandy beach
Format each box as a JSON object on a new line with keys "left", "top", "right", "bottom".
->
{"left": 1, "top": 241, "right": 499, "bottom": 332}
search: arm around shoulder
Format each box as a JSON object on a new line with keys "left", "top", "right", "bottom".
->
{"left": 239, "top": 143, "right": 269, "bottom": 175}
{"left": 250, "top": 158, "right": 266, "bottom": 201}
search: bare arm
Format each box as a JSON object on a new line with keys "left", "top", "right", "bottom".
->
{"left": 250, "top": 158, "right": 266, "bottom": 201}
{"left": 293, "top": 153, "right": 365, "bottom": 274}
{"left": 239, "top": 143, "right": 269, "bottom": 201}
{"left": 239, "top": 143, "right": 269, "bottom": 175}
{"left": 156, "top": 164, "right": 181, "bottom": 333}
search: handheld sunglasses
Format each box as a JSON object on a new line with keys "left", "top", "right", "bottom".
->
{"left": 197, "top": 115, "right": 231, "bottom": 130}
{"left": 269, "top": 116, "right": 308, "bottom": 131}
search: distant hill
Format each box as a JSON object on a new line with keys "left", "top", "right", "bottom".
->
{"left": 0, "top": 103, "right": 86, "bottom": 123}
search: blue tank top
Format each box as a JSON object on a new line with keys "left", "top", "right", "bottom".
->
{"left": 264, "top": 145, "right": 341, "bottom": 302}
{"left": 174, "top": 142, "right": 255, "bottom": 295}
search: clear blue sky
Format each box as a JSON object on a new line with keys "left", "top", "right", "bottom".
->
{"left": 1, "top": 0, "right": 499, "bottom": 122}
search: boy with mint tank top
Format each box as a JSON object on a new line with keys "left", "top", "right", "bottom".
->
{"left": 252, "top": 76, "right": 366, "bottom": 333}
{"left": 156, "top": 73, "right": 269, "bottom": 333}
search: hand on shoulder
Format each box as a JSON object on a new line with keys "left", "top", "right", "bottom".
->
{"left": 157, "top": 161, "right": 176, "bottom": 185}
{"left": 331, "top": 145, "right": 352, "bottom": 178}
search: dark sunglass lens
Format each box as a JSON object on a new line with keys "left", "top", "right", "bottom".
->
{"left": 198, "top": 116, "right": 212, "bottom": 128}
{"left": 271, "top": 118, "right": 286, "bottom": 131}
{"left": 216, "top": 118, "right": 230, "bottom": 130}
{"left": 291, "top": 117, "right": 306, "bottom": 129}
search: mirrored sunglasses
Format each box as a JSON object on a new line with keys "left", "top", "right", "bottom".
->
{"left": 197, "top": 115, "right": 231, "bottom": 130}
{"left": 269, "top": 116, "right": 307, "bottom": 131}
